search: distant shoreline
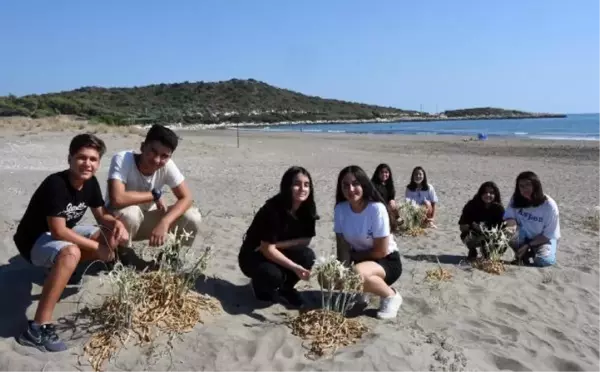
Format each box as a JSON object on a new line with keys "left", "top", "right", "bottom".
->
{"left": 156, "top": 113, "right": 568, "bottom": 130}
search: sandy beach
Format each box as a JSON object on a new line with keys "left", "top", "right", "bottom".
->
{"left": 0, "top": 125, "right": 598, "bottom": 371}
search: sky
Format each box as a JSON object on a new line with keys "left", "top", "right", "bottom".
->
{"left": 0, "top": 0, "right": 598, "bottom": 114}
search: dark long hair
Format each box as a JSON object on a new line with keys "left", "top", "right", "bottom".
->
{"left": 371, "top": 163, "right": 395, "bottom": 199}
{"left": 473, "top": 181, "right": 502, "bottom": 205}
{"left": 276, "top": 166, "right": 319, "bottom": 220}
{"left": 407, "top": 166, "right": 429, "bottom": 191}
{"left": 335, "top": 165, "right": 397, "bottom": 232}
{"left": 511, "top": 171, "right": 546, "bottom": 208}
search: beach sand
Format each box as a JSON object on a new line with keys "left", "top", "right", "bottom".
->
{"left": 0, "top": 126, "right": 598, "bottom": 371}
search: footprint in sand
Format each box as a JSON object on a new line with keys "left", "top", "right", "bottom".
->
{"left": 493, "top": 300, "right": 528, "bottom": 316}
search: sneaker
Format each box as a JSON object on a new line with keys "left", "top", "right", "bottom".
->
{"left": 467, "top": 248, "right": 478, "bottom": 262}
{"left": 18, "top": 321, "right": 68, "bottom": 352}
{"left": 376, "top": 290, "right": 403, "bottom": 319}
{"left": 278, "top": 287, "right": 305, "bottom": 308}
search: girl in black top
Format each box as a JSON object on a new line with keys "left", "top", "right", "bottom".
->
{"left": 371, "top": 163, "right": 397, "bottom": 210}
{"left": 458, "top": 181, "right": 505, "bottom": 261}
{"left": 238, "top": 166, "right": 319, "bottom": 308}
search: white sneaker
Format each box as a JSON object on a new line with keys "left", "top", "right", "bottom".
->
{"left": 377, "top": 290, "right": 403, "bottom": 319}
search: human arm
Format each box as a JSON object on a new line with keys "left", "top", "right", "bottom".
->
{"left": 335, "top": 234, "right": 352, "bottom": 266}
{"left": 107, "top": 153, "right": 155, "bottom": 209}
{"left": 350, "top": 236, "right": 389, "bottom": 261}
{"left": 258, "top": 241, "right": 310, "bottom": 280}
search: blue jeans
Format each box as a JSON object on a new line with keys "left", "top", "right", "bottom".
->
{"left": 511, "top": 228, "right": 558, "bottom": 267}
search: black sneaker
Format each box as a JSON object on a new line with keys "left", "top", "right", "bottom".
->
{"left": 278, "top": 288, "right": 305, "bottom": 308}
{"left": 467, "top": 248, "right": 478, "bottom": 262}
{"left": 18, "top": 321, "right": 67, "bottom": 352}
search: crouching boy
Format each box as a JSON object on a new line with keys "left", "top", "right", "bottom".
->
{"left": 13, "top": 134, "right": 129, "bottom": 352}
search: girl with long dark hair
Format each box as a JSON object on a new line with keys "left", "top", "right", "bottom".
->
{"left": 458, "top": 181, "right": 505, "bottom": 261}
{"left": 405, "top": 166, "right": 438, "bottom": 226}
{"left": 504, "top": 171, "right": 560, "bottom": 267}
{"left": 371, "top": 163, "right": 397, "bottom": 210}
{"left": 334, "top": 165, "right": 402, "bottom": 319}
{"left": 238, "top": 166, "right": 319, "bottom": 308}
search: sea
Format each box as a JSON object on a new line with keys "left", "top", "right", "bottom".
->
{"left": 255, "top": 113, "right": 599, "bottom": 141}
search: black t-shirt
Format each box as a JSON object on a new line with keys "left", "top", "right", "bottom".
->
{"left": 13, "top": 170, "right": 104, "bottom": 261}
{"left": 458, "top": 199, "right": 505, "bottom": 239}
{"left": 240, "top": 195, "right": 317, "bottom": 254}
{"left": 374, "top": 183, "right": 395, "bottom": 203}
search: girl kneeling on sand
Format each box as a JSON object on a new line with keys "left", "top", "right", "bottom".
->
{"left": 371, "top": 163, "right": 397, "bottom": 210}
{"left": 458, "top": 181, "right": 506, "bottom": 261}
{"left": 238, "top": 166, "right": 319, "bottom": 308}
{"left": 504, "top": 171, "right": 560, "bottom": 267}
{"left": 405, "top": 166, "right": 438, "bottom": 227}
{"left": 334, "top": 165, "right": 403, "bottom": 319}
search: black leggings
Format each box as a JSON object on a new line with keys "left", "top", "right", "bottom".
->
{"left": 238, "top": 246, "right": 316, "bottom": 295}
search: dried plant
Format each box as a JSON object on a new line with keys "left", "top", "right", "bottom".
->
{"left": 287, "top": 255, "right": 368, "bottom": 359}
{"left": 79, "top": 228, "right": 220, "bottom": 371}
{"left": 583, "top": 206, "right": 600, "bottom": 233}
{"left": 471, "top": 223, "right": 510, "bottom": 275}
{"left": 425, "top": 258, "right": 453, "bottom": 282}
{"left": 396, "top": 199, "right": 428, "bottom": 237}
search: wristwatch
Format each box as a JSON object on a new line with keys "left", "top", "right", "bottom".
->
{"left": 151, "top": 188, "right": 163, "bottom": 202}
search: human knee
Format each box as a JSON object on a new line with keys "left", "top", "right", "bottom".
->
{"left": 179, "top": 207, "right": 202, "bottom": 233}
{"left": 254, "top": 263, "right": 285, "bottom": 287}
{"left": 56, "top": 245, "right": 81, "bottom": 269}
{"left": 118, "top": 206, "right": 144, "bottom": 230}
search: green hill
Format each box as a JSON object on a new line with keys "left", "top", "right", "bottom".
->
{"left": 443, "top": 107, "right": 564, "bottom": 119}
{"left": 0, "top": 79, "right": 419, "bottom": 125}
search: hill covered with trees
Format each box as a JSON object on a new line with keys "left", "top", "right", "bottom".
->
{"left": 443, "top": 107, "right": 565, "bottom": 119}
{"left": 0, "top": 79, "right": 419, "bottom": 125}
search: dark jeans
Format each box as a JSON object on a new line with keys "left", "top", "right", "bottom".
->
{"left": 238, "top": 246, "right": 316, "bottom": 297}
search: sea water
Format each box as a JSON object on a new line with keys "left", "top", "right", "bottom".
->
{"left": 257, "top": 113, "right": 599, "bottom": 141}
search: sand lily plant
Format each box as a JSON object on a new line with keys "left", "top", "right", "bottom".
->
{"left": 79, "top": 227, "right": 220, "bottom": 372}
{"left": 471, "top": 223, "right": 511, "bottom": 275}
{"left": 287, "top": 254, "right": 368, "bottom": 359}
{"left": 396, "top": 199, "right": 428, "bottom": 236}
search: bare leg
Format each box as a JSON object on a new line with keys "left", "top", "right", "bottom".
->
{"left": 355, "top": 261, "right": 394, "bottom": 297}
{"left": 34, "top": 246, "right": 81, "bottom": 324}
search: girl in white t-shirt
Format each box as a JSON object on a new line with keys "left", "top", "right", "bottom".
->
{"left": 405, "top": 166, "right": 438, "bottom": 226}
{"left": 333, "top": 165, "right": 403, "bottom": 319}
{"left": 504, "top": 171, "right": 560, "bottom": 267}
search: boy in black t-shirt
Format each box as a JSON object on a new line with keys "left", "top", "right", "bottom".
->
{"left": 13, "top": 134, "right": 129, "bottom": 353}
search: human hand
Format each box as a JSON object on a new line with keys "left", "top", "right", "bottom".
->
{"left": 97, "top": 244, "right": 116, "bottom": 262}
{"left": 112, "top": 220, "right": 130, "bottom": 246}
{"left": 149, "top": 221, "right": 169, "bottom": 247}
{"left": 471, "top": 222, "right": 483, "bottom": 233}
{"left": 155, "top": 197, "right": 167, "bottom": 213}
{"left": 292, "top": 265, "right": 311, "bottom": 281}
{"left": 516, "top": 244, "right": 529, "bottom": 258}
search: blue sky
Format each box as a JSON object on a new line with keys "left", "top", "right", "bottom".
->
{"left": 0, "top": 0, "right": 598, "bottom": 113}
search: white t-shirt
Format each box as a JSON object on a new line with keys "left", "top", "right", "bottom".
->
{"left": 107, "top": 150, "right": 185, "bottom": 210}
{"left": 504, "top": 195, "right": 560, "bottom": 241}
{"left": 405, "top": 184, "right": 438, "bottom": 205}
{"left": 333, "top": 201, "right": 398, "bottom": 254}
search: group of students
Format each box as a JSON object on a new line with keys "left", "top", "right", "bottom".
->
{"left": 13, "top": 125, "right": 202, "bottom": 352}
{"left": 12, "top": 124, "right": 560, "bottom": 353}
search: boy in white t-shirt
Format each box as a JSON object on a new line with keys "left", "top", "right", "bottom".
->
{"left": 107, "top": 125, "right": 202, "bottom": 253}
{"left": 504, "top": 171, "right": 560, "bottom": 267}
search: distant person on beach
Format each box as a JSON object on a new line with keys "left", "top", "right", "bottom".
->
{"left": 238, "top": 166, "right": 319, "bottom": 308}
{"left": 371, "top": 163, "right": 397, "bottom": 210}
{"left": 504, "top": 171, "right": 560, "bottom": 267}
{"left": 405, "top": 166, "right": 438, "bottom": 227}
{"left": 334, "top": 165, "right": 403, "bottom": 319}
{"left": 106, "top": 124, "right": 202, "bottom": 258}
{"left": 458, "top": 181, "right": 506, "bottom": 261}
{"left": 13, "top": 134, "right": 129, "bottom": 352}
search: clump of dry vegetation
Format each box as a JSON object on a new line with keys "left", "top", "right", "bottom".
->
{"left": 583, "top": 206, "right": 600, "bottom": 233}
{"left": 395, "top": 199, "right": 428, "bottom": 237}
{"left": 425, "top": 258, "right": 453, "bottom": 282}
{"left": 471, "top": 223, "right": 511, "bottom": 275}
{"left": 79, "top": 227, "right": 220, "bottom": 371}
{"left": 287, "top": 255, "right": 368, "bottom": 359}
